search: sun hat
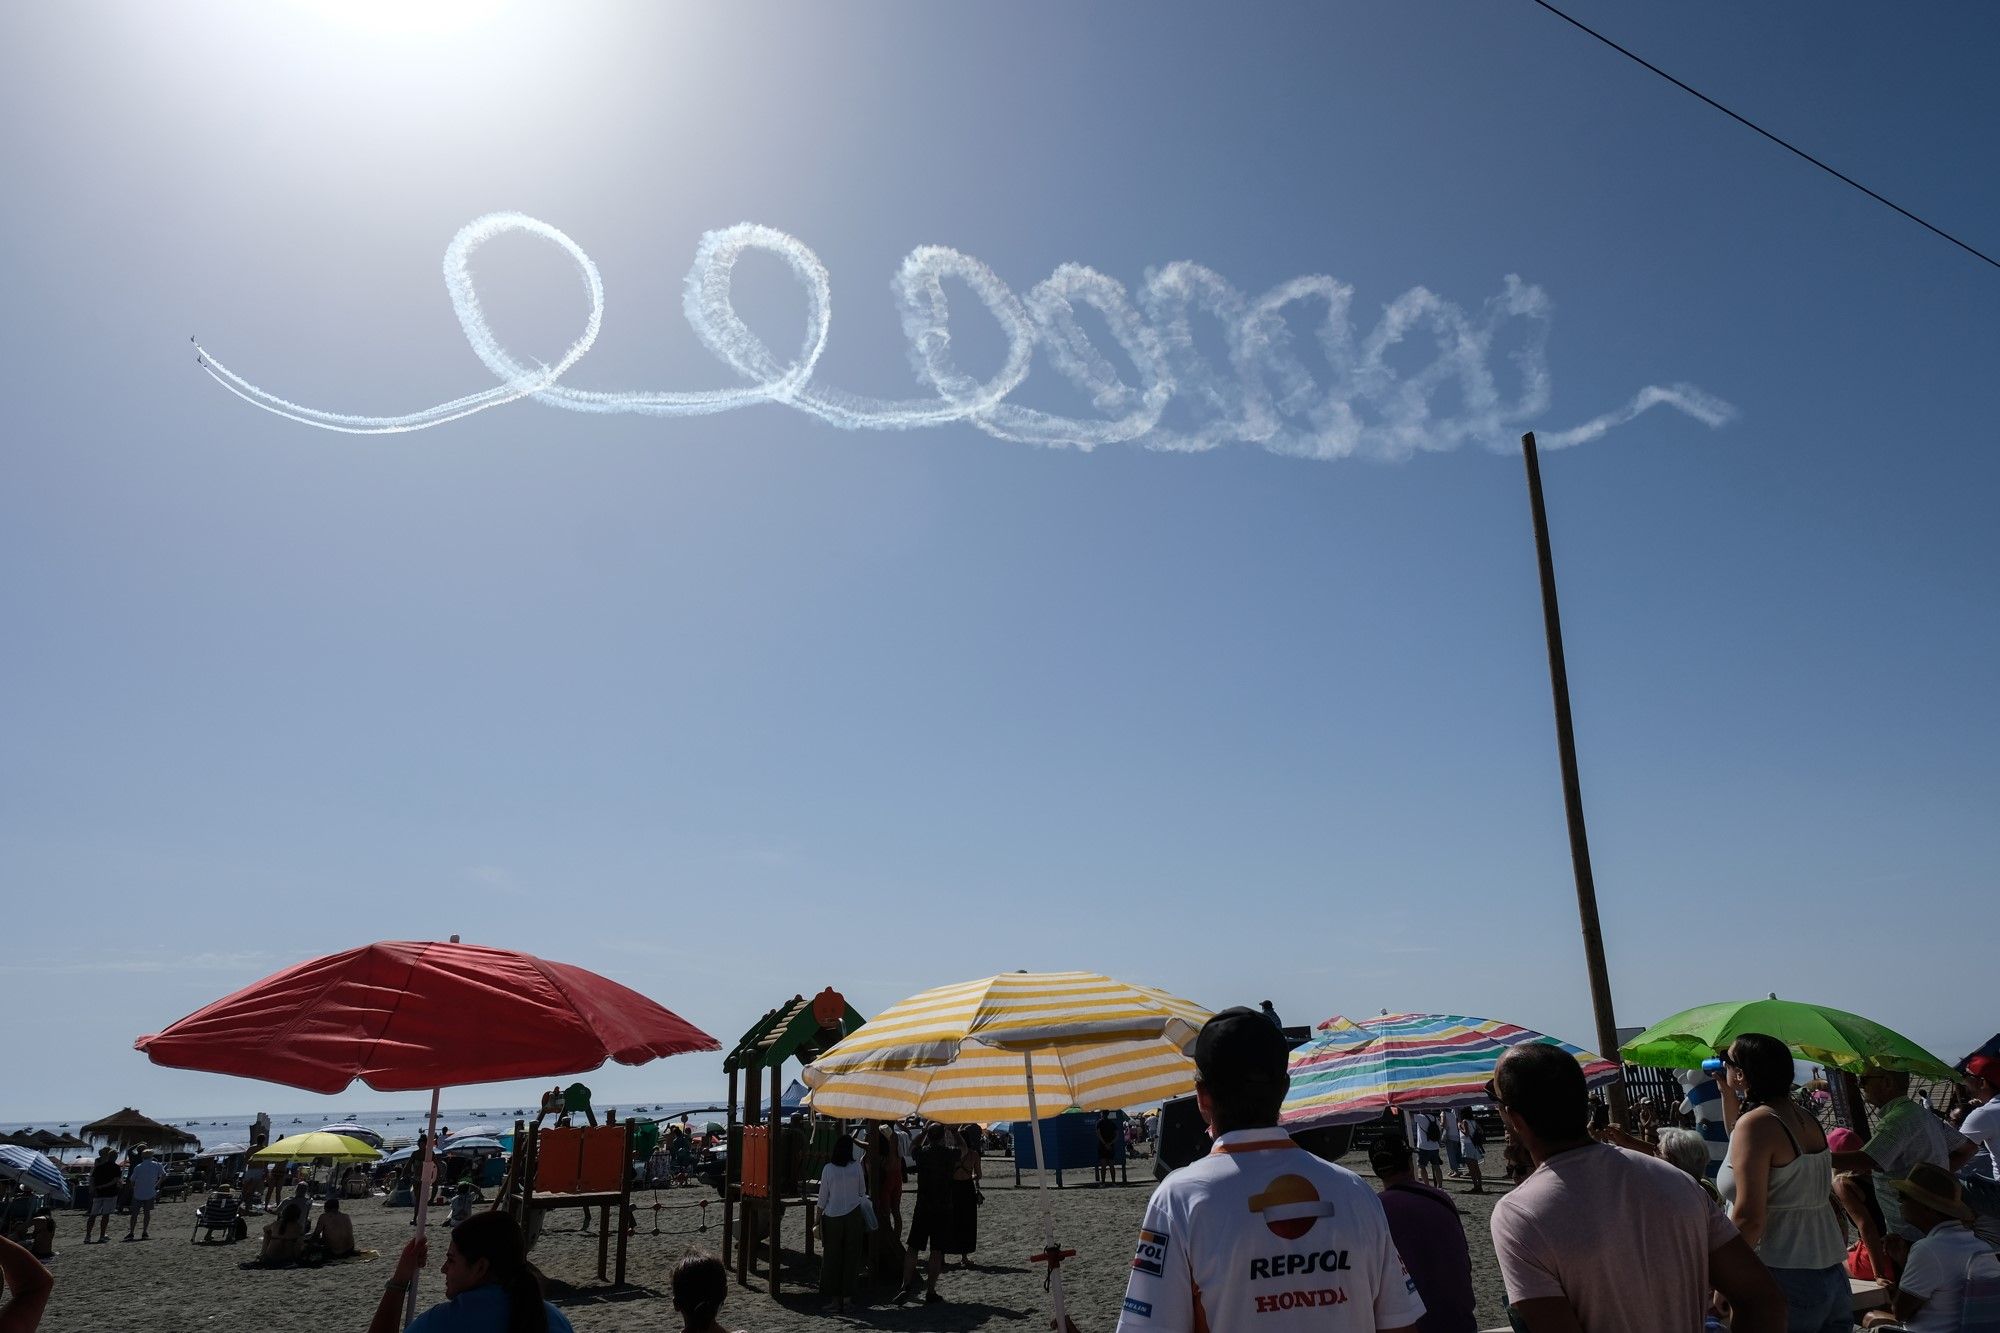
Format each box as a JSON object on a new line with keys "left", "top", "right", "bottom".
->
{"left": 1194, "top": 1007, "right": 1291, "bottom": 1088}
{"left": 1887, "top": 1162, "right": 1974, "bottom": 1224}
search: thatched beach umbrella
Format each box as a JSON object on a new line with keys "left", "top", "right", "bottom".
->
{"left": 78, "top": 1108, "right": 197, "bottom": 1151}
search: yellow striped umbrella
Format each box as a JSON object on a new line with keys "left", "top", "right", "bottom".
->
{"left": 802, "top": 971, "right": 1211, "bottom": 1329}
{"left": 803, "top": 971, "right": 1209, "bottom": 1119}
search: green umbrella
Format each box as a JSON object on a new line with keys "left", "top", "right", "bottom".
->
{"left": 1620, "top": 997, "right": 1953, "bottom": 1079}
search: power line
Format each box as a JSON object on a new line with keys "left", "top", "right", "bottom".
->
{"left": 1526, "top": 0, "right": 2000, "bottom": 272}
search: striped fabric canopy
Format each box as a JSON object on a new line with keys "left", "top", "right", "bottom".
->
{"left": 0, "top": 1144, "right": 72, "bottom": 1202}
{"left": 1280, "top": 1011, "right": 1620, "bottom": 1131}
{"left": 802, "top": 971, "right": 1210, "bottom": 1123}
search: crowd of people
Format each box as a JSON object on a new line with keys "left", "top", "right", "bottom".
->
{"left": 6, "top": 1023, "right": 1998, "bottom": 1333}
{"left": 1098, "top": 1013, "right": 2000, "bottom": 1333}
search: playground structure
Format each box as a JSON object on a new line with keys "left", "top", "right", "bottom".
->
{"left": 721, "top": 988, "right": 866, "bottom": 1294}
{"left": 497, "top": 1111, "right": 635, "bottom": 1286}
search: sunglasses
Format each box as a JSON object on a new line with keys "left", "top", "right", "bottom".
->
{"left": 1484, "top": 1079, "right": 1507, "bottom": 1109}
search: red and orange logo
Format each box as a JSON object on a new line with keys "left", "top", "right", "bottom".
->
{"left": 1245, "top": 1174, "right": 1337, "bottom": 1239}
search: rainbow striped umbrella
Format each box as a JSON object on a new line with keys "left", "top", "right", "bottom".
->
{"left": 1280, "top": 1011, "right": 1619, "bottom": 1130}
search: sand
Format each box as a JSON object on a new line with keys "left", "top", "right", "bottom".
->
{"left": 31, "top": 1157, "right": 1515, "bottom": 1331}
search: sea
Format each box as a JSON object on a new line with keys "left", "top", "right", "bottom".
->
{"left": 4, "top": 1098, "right": 732, "bottom": 1161}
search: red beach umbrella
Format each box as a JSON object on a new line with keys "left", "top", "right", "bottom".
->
{"left": 136, "top": 938, "right": 717, "bottom": 1092}
{"left": 136, "top": 938, "right": 717, "bottom": 1323}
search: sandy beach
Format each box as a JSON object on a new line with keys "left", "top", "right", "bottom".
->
{"left": 33, "top": 1155, "right": 1515, "bottom": 1332}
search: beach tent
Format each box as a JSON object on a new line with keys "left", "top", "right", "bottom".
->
{"left": 804, "top": 970, "right": 1210, "bottom": 1332}
{"left": 78, "top": 1108, "right": 198, "bottom": 1151}
{"left": 136, "top": 936, "right": 717, "bottom": 1324}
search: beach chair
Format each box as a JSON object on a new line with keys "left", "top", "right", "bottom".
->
{"left": 191, "top": 1191, "right": 247, "bottom": 1244}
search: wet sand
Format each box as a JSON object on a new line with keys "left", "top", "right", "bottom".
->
{"left": 33, "top": 1157, "right": 1515, "bottom": 1331}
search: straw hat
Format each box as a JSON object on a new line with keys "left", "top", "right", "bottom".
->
{"left": 1887, "top": 1162, "right": 1974, "bottom": 1224}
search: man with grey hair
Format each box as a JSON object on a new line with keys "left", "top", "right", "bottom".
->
{"left": 1654, "top": 1128, "right": 1722, "bottom": 1203}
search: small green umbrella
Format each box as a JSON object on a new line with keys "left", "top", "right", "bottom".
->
{"left": 1620, "top": 997, "right": 1953, "bottom": 1079}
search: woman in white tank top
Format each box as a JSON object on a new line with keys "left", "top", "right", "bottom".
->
{"left": 1715, "top": 1033, "right": 1850, "bottom": 1333}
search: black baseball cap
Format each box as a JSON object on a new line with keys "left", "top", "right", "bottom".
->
{"left": 1194, "top": 1007, "right": 1292, "bottom": 1088}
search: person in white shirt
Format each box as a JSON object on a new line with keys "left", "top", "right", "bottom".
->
{"left": 1952, "top": 1053, "right": 2000, "bottom": 1247}
{"left": 1408, "top": 1111, "right": 1443, "bottom": 1188}
{"left": 1439, "top": 1108, "right": 1463, "bottom": 1179}
{"left": 1116, "top": 1007, "right": 1424, "bottom": 1333}
{"left": 125, "top": 1149, "right": 166, "bottom": 1241}
{"left": 1881, "top": 1163, "right": 1997, "bottom": 1333}
{"left": 816, "top": 1133, "right": 869, "bottom": 1312}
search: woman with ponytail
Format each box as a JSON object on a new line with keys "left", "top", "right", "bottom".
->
{"left": 671, "top": 1252, "right": 740, "bottom": 1333}
{"left": 369, "top": 1211, "right": 573, "bottom": 1333}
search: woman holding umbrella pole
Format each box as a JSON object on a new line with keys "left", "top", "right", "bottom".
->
{"left": 1713, "top": 1034, "right": 1848, "bottom": 1333}
{"left": 370, "top": 1212, "right": 573, "bottom": 1333}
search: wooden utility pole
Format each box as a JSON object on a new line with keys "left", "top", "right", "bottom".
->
{"left": 1521, "top": 432, "right": 1628, "bottom": 1120}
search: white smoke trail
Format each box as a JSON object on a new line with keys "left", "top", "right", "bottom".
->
{"left": 193, "top": 211, "right": 1734, "bottom": 453}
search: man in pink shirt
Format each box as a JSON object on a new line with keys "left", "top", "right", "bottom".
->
{"left": 1487, "top": 1042, "right": 1784, "bottom": 1333}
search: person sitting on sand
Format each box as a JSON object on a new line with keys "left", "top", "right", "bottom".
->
{"left": 371, "top": 1212, "right": 573, "bottom": 1333}
{"left": 0, "top": 1232, "right": 54, "bottom": 1333}
{"left": 260, "top": 1184, "right": 311, "bottom": 1265}
{"left": 312, "top": 1196, "right": 355, "bottom": 1260}
{"left": 671, "top": 1251, "right": 742, "bottom": 1333}
{"left": 449, "top": 1181, "right": 476, "bottom": 1227}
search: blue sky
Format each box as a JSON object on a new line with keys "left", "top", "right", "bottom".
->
{"left": 3, "top": 2, "right": 1995, "bottom": 1123}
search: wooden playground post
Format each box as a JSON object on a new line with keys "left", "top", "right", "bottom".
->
{"left": 736, "top": 1068, "right": 759, "bottom": 1285}
{"left": 721, "top": 1067, "right": 737, "bottom": 1271}
{"left": 766, "top": 1063, "right": 781, "bottom": 1295}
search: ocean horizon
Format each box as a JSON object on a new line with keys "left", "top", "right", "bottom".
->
{"left": 3, "top": 1096, "right": 735, "bottom": 1157}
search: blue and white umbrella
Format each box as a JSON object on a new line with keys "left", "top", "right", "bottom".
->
{"left": 316, "top": 1123, "right": 384, "bottom": 1147}
{"left": 439, "top": 1136, "right": 505, "bottom": 1156}
{"left": 0, "top": 1144, "right": 72, "bottom": 1202}
{"left": 379, "top": 1145, "right": 418, "bottom": 1164}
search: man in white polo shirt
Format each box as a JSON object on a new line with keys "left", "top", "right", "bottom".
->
{"left": 1115, "top": 1007, "right": 1424, "bottom": 1333}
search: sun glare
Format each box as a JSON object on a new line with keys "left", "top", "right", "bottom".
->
{"left": 290, "top": 0, "right": 499, "bottom": 40}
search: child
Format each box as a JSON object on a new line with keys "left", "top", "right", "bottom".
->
{"left": 449, "top": 1180, "right": 476, "bottom": 1226}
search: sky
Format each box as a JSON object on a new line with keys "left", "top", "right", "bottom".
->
{"left": 2, "top": 1, "right": 1995, "bottom": 1124}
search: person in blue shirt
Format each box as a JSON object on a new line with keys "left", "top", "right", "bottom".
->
{"left": 369, "top": 1212, "right": 573, "bottom": 1333}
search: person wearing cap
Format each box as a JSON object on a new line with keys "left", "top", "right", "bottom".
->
{"left": 1486, "top": 1041, "right": 1784, "bottom": 1333}
{"left": 1831, "top": 1068, "right": 1970, "bottom": 1247}
{"left": 1870, "top": 1163, "right": 1996, "bottom": 1332}
{"left": 1369, "top": 1135, "right": 1476, "bottom": 1333}
{"left": 1949, "top": 1053, "right": 2000, "bottom": 1246}
{"left": 1113, "top": 1006, "right": 1425, "bottom": 1333}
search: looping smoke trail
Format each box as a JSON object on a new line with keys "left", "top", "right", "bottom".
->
{"left": 193, "top": 211, "right": 1734, "bottom": 453}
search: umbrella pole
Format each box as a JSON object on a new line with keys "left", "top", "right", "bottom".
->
{"left": 405, "top": 1086, "right": 442, "bottom": 1329}
{"left": 1023, "top": 1051, "right": 1070, "bottom": 1333}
